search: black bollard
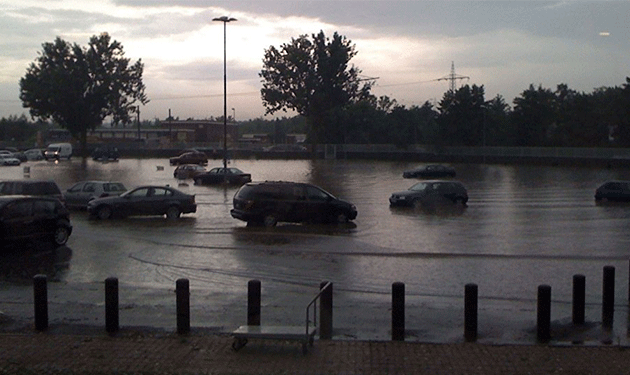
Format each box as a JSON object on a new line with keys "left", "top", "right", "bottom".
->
{"left": 392, "top": 282, "right": 405, "bottom": 341}
{"left": 33, "top": 274, "right": 48, "bottom": 331}
{"left": 105, "top": 277, "right": 119, "bottom": 334}
{"left": 537, "top": 284, "right": 551, "bottom": 343}
{"left": 176, "top": 278, "right": 190, "bottom": 334}
{"left": 572, "top": 275, "right": 585, "bottom": 325}
{"left": 319, "top": 281, "right": 333, "bottom": 340}
{"left": 602, "top": 266, "right": 615, "bottom": 330}
{"left": 464, "top": 283, "right": 478, "bottom": 342}
{"left": 247, "top": 279, "right": 261, "bottom": 326}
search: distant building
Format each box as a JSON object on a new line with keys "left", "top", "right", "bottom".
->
{"left": 161, "top": 120, "right": 238, "bottom": 143}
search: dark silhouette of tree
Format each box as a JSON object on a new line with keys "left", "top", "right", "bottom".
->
{"left": 260, "top": 31, "right": 374, "bottom": 149}
{"left": 19, "top": 33, "right": 148, "bottom": 156}
{"left": 437, "top": 85, "right": 486, "bottom": 146}
{"left": 511, "top": 85, "right": 556, "bottom": 146}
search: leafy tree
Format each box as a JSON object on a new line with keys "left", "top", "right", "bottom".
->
{"left": 19, "top": 33, "right": 148, "bottom": 156}
{"left": 437, "top": 85, "right": 486, "bottom": 146}
{"left": 511, "top": 85, "right": 556, "bottom": 146}
{"left": 484, "top": 95, "right": 513, "bottom": 146}
{"left": 260, "top": 31, "right": 374, "bottom": 149}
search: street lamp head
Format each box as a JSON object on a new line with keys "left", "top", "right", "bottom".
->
{"left": 213, "top": 16, "right": 237, "bottom": 22}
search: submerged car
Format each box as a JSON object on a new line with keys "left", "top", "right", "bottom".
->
{"left": 594, "top": 181, "right": 630, "bottom": 202}
{"left": 91, "top": 146, "right": 120, "bottom": 161}
{"left": 403, "top": 164, "right": 456, "bottom": 179}
{"left": 24, "top": 149, "right": 44, "bottom": 161}
{"left": 64, "top": 181, "right": 127, "bottom": 209}
{"left": 169, "top": 151, "right": 208, "bottom": 166}
{"left": 0, "top": 195, "right": 72, "bottom": 246}
{"left": 389, "top": 180, "right": 468, "bottom": 207}
{"left": 231, "top": 181, "right": 357, "bottom": 227}
{"left": 193, "top": 167, "right": 251, "bottom": 185}
{"left": 87, "top": 185, "right": 196, "bottom": 219}
{"left": 0, "top": 154, "right": 21, "bottom": 166}
{"left": 174, "top": 164, "right": 207, "bottom": 179}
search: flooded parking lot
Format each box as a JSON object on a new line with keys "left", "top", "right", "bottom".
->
{"left": 2, "top": 157, "right": 630, "bottom": 343}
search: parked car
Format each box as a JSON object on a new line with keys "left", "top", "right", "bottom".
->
{"left": 403, "top": 164, "right": 456, "bottom": 179}
{"left": 64, "top": 181, "right": 127, "bottom": 209}
{"left": 0, "top": 195, "right": 72, "bottom": 246}
{"left": 193, "top": 167, "right": 251, "bottom": 185}
{"left": 169, "top": 151, "right": 208, "bottom": 166}
{"left": 44, "top": 143, "right": 72, "bottom": 160}
{"left": 0, "top": 154, "right": 21, "bottom": 166}
{"left": 389, "top": 180, "right": 468, "bottom": 207}
{"left": 231, "top": 181, "right": 357, "bottom": 227}
{"left": 594, "top": 181, "right": 630, "bottom": 202}
{"left": 24, "top": 148, "right": 44, "bottom": 161}
{"left": 3, "top": 148, "right": 26, "bottom": 162}
{"left": 0, "top": 180, "right": 64, "bottom": 204}
{"left": 174, "top": 164, "right": 207, "bottom": 179}
{"left": 87, "top": 185, "right": 196, "bottom": 219}
{"left": 91, "top": 146, "right": 120, "bottom": 161}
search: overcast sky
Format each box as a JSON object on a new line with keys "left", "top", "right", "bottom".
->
{"left": 0, "top": 1, "right": 628, "bottom": 122}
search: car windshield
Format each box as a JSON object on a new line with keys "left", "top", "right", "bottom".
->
{"left": 409, "top": 182, "right": 429, "bottom": 191}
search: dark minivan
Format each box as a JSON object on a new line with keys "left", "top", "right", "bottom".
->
{"left": 0, "top": 196, "right": 72, "bottom": 246}
{"left": 231, "top": 181, "right": 357, "bottom": 227}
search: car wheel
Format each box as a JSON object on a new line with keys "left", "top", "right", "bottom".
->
{"left": 263, "top": 214, "right": 278, "bottom": 227}
{"left": 97, "top": 205, "right": 113, "bottom": 220}
{"left": 166, "top": 206, "right": 181, "bottom": 219}
{"left": 454, "top": 197, "right": 467, "bottom": 205}
{"left": 412, "top": 198, "right": 423, "bottom": 209}
{"left": 53, "top": 226, "right": 70, "bottom": 245}
{"left": 333, "top": 212, "right": 349, "bottom": 224}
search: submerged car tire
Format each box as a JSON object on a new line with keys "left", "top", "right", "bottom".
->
{"left": 332, "top": 211, "right": 349, "bottom": 224}
{"left": 166, "top": 205, "right": 181, "bottom": 219}
{"left": 263, "top": 214, "right": 278, "bottom": 227}
{"left": 53, "top": 226, "right": 70, "bottom": 245}
{"left": 96, "top": 205, "right": 113, "bottom": 220}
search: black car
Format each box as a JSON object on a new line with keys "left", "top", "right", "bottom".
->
{"left": 194, "top": 167, "right": 252, "bottom": 185}
{"left": 0, "top": 196, "right": 72, "bottom": 246}
{"left": 231, "top": 181, "right": 357, "bottom": 227}
{"left": 403, "top": 164, "right": 456, "bottom": 179}
{"left": 0, "top": 180, "right": 65, "bottom": 204}
{"left": 91, "top": 146, "right": 120, "bottom": 161}
{"left": 169, "top": 151, "right": 208, "bottom": 166}
{"left": 595, "top": 181, "right": 630, "bottom": 202}
{"left": 87, "top": 185, "right": 196, "bottom": 220}
{"left": 389, "top": 180, "right": 468, "bottom": 207}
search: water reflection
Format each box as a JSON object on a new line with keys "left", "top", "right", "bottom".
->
{"left": 0, "top": 244, "right": 72, "bottom": 282}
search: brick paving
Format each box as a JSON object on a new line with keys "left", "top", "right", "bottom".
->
{"left": 2, "top": 330, "right": 630, "bottom": 374}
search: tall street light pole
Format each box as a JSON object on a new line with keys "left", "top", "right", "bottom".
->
{"left": 213, "top": 16, "right": 236, "bottom": 173}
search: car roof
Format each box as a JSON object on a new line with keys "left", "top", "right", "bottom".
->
{"left": 0, "top": 195, "right": 59, "bottom": 204}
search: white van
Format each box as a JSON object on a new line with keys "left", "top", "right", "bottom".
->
{"left": 44, "top": 143, "right": 73, "bottom": 160}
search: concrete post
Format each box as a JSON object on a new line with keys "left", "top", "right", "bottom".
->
{"left": 105, "top": 277, "right": 119, "bottom": 333}
{"left": 247, "top": 280, "right": 261, "bottom": 326}
{"left": 392, "top": 282, "right": 405, "bottom": 341}
{"left": 464, "top": 283, "right": 478, "bottom": 342}
{"left": 33, "top": 274, "right": 48, "bottom": 331}
{"left": 602, "top": 266, "right": 615, "bottom": 330}
{"left": 572, "top": 274, "right": 585, "bottom": 325}
{"left": 176, "top": 278, "right": 190, "bottom": 334}
{"left": 537, "top": 284, "right": 551, "bottom": 343}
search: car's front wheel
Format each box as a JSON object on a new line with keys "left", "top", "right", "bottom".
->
{"left": 166, "top": 206, "right": 181, "bottom": 219}
{"left": 263, "top": 214, "right": 278, "bottom": 227}
{"left": 53, "top": 226, "right": 70, "bottom": 245}
{"left": 332, "top": 211, "right": 349, "bottom": 224}
{"left": 96, "top": 205, "right": 113, "bottom": 220}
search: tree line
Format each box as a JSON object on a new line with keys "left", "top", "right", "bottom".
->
{"left": 6, "top": 30, "right": 630, "bottom": 150}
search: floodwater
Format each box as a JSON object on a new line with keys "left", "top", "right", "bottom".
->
{"left": 2, "top": 157, "right": 630, "bottom": 344}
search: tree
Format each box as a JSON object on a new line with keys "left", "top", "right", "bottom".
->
{"left": 260, "top": 31, "right": 373, "bottom": 149}
{"left": 511, "top": 84, "right": 556, "bottom": 147}
{"left": 19, "top": 33, "right": 148, "bottom": 156}
{"left": 437, "top": 85, "right": 486, "bottom": 146}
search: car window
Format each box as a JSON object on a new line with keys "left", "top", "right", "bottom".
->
{"left": 605, "top": 182, "right": 622, "bottom": 190}
{"left": 209, "top": 168, "right": 221, "bottom": 173}
{"left": 127, "top": 188, "right": 150, "bottom": 197}
{"left": 68, "top": 182, "right": 84, "bottom": 193}
{"left": 83, "top": 183, "right": 96, "bottom": 193}
{"left": 33, "top": 199, "right": 57, "bottom": 215}
{"left": 410, "top": 182, "right": 428, "bottom": 191}
{"left": 3, "top": 201, "right": 32, "bottom": 218}
{"left": 0, "top": 182, "right": 12, "bottom": 194}
{"left": 104, "top": 183, "right": 125, "bottom": 192}
{"left": 151, "top": 187, "right": 173, "bottom": 197}
{"left": 306, "top": 186, "right": 329, "bottom": 201}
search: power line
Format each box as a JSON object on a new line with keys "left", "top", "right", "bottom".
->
{"left": 435, "top": 61, "right": 470, "bottom": 92}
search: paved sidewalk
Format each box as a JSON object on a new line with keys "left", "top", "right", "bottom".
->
{"left": 2, "top": 329, "right": 630, "bottom": 374}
